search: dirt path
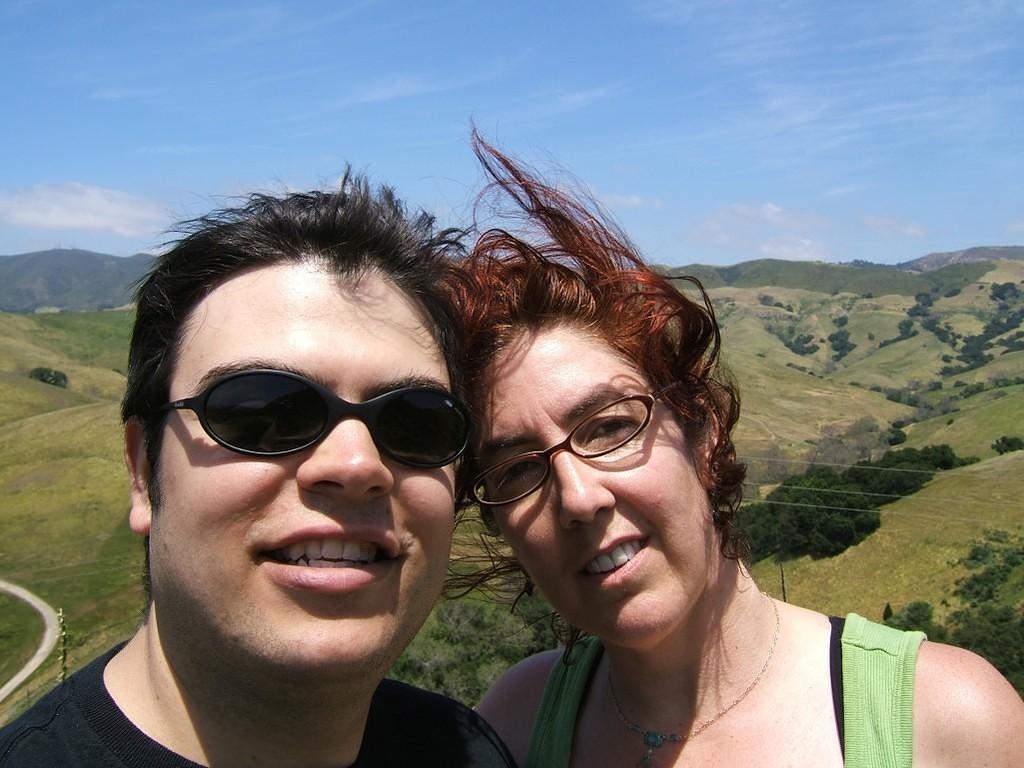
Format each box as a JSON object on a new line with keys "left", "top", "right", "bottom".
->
{"left": 0, "top": 579, "right": 59, "bottom": 704}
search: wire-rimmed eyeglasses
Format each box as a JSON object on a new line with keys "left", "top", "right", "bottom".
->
{"left": 470, "top": 391, "right": 664, "bottom": 507}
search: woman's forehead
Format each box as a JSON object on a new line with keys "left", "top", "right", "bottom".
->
{"left": 490, "top": 325, "right": 638, "bottom": 382}
{"left": 482, "top": 326, "right": 649, "bottom": 433}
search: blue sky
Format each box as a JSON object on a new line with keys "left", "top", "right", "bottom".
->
{"left": 1, "top": 0, "right": 1022, "bottom": 266}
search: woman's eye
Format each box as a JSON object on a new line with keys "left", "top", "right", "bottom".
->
{"left": 495, "top": 460, "right": 537, "bottom": 488}
{"left": 576, "top": 416, "right": 640, "bottom": 449}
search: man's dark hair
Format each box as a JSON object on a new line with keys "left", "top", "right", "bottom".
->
{"left": 122, "top": 171, "right": 465, "bottom": 486}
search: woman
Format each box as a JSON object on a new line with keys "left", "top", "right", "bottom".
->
{"left": 450, "top": 137, "right": 1024, "bottom": 768}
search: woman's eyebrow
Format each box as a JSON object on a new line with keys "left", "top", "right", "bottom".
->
{"left": 478, "top": 384, "right": 634, "bottom": 459}
{"left": 563, "top": 385, "right": 627, "bottom": 422}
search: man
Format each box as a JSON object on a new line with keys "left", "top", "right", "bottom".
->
{"left": 0, "top": 178, "right": 515, "bottom": 767}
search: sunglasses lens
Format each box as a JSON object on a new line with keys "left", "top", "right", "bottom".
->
{"left": 204, "top": 373, "right": 327, "bottom": 454}
{"left": 375, "top": 389, "right": 469, "bottom": 466}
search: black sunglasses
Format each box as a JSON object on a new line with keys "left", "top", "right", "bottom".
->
{"left": 163, "top": 369, "right": 471, "bottom": 468}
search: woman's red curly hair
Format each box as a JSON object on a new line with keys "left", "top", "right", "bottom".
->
{"left": 446, "top": 134, "right": 748, "bottom": 610}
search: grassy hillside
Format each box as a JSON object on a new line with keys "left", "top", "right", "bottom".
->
{"left": 0, "top": 310, "right": 141, "bottom": 723}
{"left": 0, "top": 258, "right": 1020, "bottom": 721}
{"left": 905, "top": 385, "right": 1024, "bottom": 459}
{"left": 751, "top": 451, "right": 1024, "bottom": 621}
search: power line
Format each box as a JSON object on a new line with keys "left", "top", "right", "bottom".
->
{"left": 741, "top": 454, "right": 946, "bottom": 475}
{"left": 740, "top": 481, "right": 1023, "bottom": 510}
{"left": 742, "top": 497, "right": 993, "bottom": 526}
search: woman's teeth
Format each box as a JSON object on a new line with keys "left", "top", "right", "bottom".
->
{"left": 585, "top": 540, "right": 643, "bottom": 574}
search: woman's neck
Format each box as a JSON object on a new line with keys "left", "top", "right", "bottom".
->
{"left": 600, "top": 560, "right": 777, "bottom": 731}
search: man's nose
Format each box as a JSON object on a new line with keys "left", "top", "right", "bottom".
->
{"left": 295, "top": 418, "right": 394, "bottom": 498}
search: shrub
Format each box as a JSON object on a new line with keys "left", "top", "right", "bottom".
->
{"left": 884, "top": 601, "right": 948, "bottom": 641}
{"left": 886, "top": 427, "right": 907, "bottom": 445}
{"left": 28, "top": 367, "right": 68, "bottom": 388}
{"left": 828, "top": 328, "right": 856, "bottom": 361}
{"left": 992, "top": 436, "right": 1024, "bottom": 455}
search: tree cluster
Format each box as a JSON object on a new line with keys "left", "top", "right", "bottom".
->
{"left": 390, "top": 594, "right": 557, "bottom": 705}
{"left": 740, "top": 445, "right": 973, "bottom": 562}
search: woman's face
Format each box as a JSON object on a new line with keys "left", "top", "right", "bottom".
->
{"left": 478, "top": 325, "right": 719, "bottom": 648}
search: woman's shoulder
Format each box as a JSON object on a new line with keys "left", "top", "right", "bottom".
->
{"left": 913, "top": 641, "right": 1024, "bottom": 766}
{"left": 476, "top": 649, "right": 565, "bottom": 767}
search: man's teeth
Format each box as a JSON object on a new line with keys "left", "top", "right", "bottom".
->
{"left": 585, "top": 540, "right": 643, "bottom": 574}
{"left": 276, "top": 540, "right": 379, "bottom": 567}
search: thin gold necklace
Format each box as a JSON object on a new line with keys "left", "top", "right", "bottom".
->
{"left": 607, "top": 596, "right": 780, "bottom": 768}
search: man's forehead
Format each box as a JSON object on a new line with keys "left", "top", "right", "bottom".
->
{"left": 170, "top": 263, "right": 446, "bottom": 391}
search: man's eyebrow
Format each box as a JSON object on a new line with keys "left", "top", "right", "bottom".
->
{"left": 362, "top": 375, "right": 452, "bottom": 399}
{"left": 190, "top": 360, "right": 296, "bottom": 395}
{"left": 478, "top": 384, "right": 634, "bottom": 459}
{"left": 188, "top": 362, "right": 450, "bottom": 399}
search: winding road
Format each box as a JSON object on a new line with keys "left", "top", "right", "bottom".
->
{"left": 0, "top": 579, "right": 59, "bottom": 704}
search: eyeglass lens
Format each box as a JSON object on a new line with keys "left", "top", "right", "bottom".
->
{"left": 474, "top": 396, "right": 651, "bottom": 504}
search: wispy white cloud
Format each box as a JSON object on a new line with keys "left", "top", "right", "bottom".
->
{"left": 91, "top": 86, "right": 159, "bottom": 101}
{"left": 698, "top": 202, "right": 823, "bottom": 246}
{"left": 692, "top": 201, "right": 829, "bottom": 260}
{"left": 325, "top": 64, "right": 511, "bottom": 110}
{"left": 554, "top": 86, "right": 617, "bottom": 110}
{"left": 759, "top": 237, "right": 830, "bottom": 261}
{"left": 863, "top": 215, "right": 925, "bottom": 238}
{"left": 1007, "top": 218, "right": 1024, "bottom": 235}
{"left": 345, "top": 74, "right": 448, "bottom": 105}
{"left": 599, "top": 192, "right": 665, "bottom": 210}
{"left": 636, "top": 0, "right": 745, "bottom": 26}
{"left": 0, "top": 183, "right": 168, "bottom": 238}
{"left": 133, "top": 144, "right": 214, "bottom": 155}
{"left": 825, "top": 184, "right": 864, "bottom": 197}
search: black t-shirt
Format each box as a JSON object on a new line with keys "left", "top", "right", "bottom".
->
{"left": 0, "top": 647, "right": 516, "bottom": 767}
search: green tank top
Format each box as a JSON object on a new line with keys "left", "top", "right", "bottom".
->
{"left": 525, "top": 613, "right": 925, "bottom": 768}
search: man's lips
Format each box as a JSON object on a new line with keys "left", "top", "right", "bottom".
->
{"left": 584, "top": 539, "right": 646, "bottom": 575}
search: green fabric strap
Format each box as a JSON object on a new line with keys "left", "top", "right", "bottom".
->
{"left": 526, "top": 637, "right": 603, "bottom": 768}
{"left": 841, "top": 612, "right": 925, "bottom": 768}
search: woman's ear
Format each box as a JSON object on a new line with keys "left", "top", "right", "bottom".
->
{"left": 124, "top": 419, "right": 154, "bottom": 536}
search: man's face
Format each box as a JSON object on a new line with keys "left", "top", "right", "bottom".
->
{"left": 126, "top": 262, "right": 456, "bottom": 682}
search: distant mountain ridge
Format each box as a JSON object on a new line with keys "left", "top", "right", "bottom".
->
{"left": 661, "top": 245, "right": 1023, "bottom": 296}
{"left": 1, "top": 244, "right": 1021, "bottom": 312}
{"left": 897, "top": 246, "right": 1024, "bottom": 272}
{"left": 0, "top": 249, "right": 154, "bottom": 312}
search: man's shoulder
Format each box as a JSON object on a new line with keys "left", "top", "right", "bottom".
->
{"left": 0, "top": 671, "right": 90, "bottom": 766}
{"left": 362, "top": 679, "right": 516, "bottom": 767}
{"left": 0, "top": 647, "right": 132, "bottom": 768}
{"left": 0, "top": 675, "right": 75, "bottom": 756}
